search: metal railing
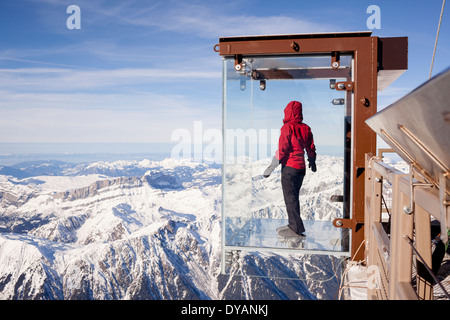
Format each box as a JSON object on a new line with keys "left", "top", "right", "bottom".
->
{"left": 364, "top": 152, "right": 449, "bottom": 300}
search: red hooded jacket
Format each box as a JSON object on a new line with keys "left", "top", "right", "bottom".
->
{"left": 276, "top": 101, "right": 316, "bottom": 170}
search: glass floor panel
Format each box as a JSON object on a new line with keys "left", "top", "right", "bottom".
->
{"left": 224, "top": 218, "right": 349, "bottom": 255}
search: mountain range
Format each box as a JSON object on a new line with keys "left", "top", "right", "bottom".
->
{"left": 0, "top": 156, "right": 346, "bottom": 300}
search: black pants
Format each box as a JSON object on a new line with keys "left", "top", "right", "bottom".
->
{"left": 281, "top": 165, "right": 306, "bottom": 234}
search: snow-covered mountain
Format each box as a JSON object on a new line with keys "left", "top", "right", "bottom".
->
{"left": 0, "top": 156, "right": 345, "bottom": 300}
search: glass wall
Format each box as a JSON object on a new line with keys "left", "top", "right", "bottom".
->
{"left": 222, "top": 54, "right": 353, "bottom": 276}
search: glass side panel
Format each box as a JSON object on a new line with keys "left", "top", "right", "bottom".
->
{"left": 222, "top": 54, "right": 352, "bottom": 278}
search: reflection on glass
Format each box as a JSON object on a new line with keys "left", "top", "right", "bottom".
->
{"left": 222, "top": 55, "right": 352, "bottom": 278}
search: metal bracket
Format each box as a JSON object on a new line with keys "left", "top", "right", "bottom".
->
{"left": 333, "top": 218, "right": 351, "bottom": 228}
{"left": 335, "top": 81, "right": 354, "bottom": 91}
{"left": 234, "top": 54, "right": 243, "bottom": 71}
{"left": 330, "top": 195, "right": 344, "bottom": 202}
{"left": 404, "top": 163, "right": 434, "bottom": 215}
{"left": 331, "top": 51, "right": 340, "bottom": 69}
{"left": 333, "top": 218, "right": 363, "bottom": 231}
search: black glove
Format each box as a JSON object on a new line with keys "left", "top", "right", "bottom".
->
{"left": 308, "top": 158, "right": 317, "bottom": 172}
{"left": 263, "top": 156, "right": 279, "bottom": 178}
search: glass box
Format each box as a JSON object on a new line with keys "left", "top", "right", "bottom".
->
{"left": 221, "top": 54, "right": 353, "bottom": 276}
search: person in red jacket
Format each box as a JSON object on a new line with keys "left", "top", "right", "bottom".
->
{"left": 263, "top": 101, "right": 317, "bottom": 239}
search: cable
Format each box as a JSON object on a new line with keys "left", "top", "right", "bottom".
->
{"left": 429, "top": 0, "right": 446, "bottom": 79}
{"left": 351, "top": 239, "right": 366, "bottom": 262}
{"left": 335, "top": 240, "right": 367, "bottom": 300}
{"left": 336, "top": 258, "right": 367, "bottom": 300}
{"left": 404, "top": 235, "right": 450, "bottom": 300}
{"left": 381, "top": 194, "right": 390, "bottom": 217}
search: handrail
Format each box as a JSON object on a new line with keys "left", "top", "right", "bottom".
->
{"left": 364, "top": 153, "right": 448, "bottom": 300}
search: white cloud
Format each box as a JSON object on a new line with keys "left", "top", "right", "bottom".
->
{"left": 0, "top": 0, "right": 342, "bottom": 145}
{"left": 0, "top": 57, "right": 222, "bottom": 144}
{"left": 0, "top": 67, "right": 221, "bottom": 92}
{"left": 36, "top": 0, "right": 340, "bottom": 39}
{"left": 0, "top": 90, "right": 221, "bottom": 143}
{"left": 114, "top": 1, "right": 341, "bottom": 38}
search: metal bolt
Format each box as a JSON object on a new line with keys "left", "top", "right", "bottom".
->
{"left": 335, "top": 220, "right": 343, "bottom": 227}
{"left": 329, "top": 79, "right": 336, "bottom": 90}
{"left": 403, "top": 206, "right": 413, "bottom": 215}
{"left": 290, "top": 41, "right": 300, "bottom": 52}
{"left": 332, "top": 61, "right": 339, "bottom": 69}
{"left": 360, "top": 97, "right": 370, "bottom": 107}
{"left": 331, "top": 98, "right": 344, "bottom": 105}
{"left": 259, "top": 80, "right": 266, "bottom": 91}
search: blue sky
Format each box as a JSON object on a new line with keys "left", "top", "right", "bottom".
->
{"left": 0, "top": 0, "right": 448, "bottom": 154}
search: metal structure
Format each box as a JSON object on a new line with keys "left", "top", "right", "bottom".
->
{"left": 215, "top": 32, "right": 408, "bottom": 263}
{"left": 366, "top": 68, "right": 450, "bottom": 244}
{"left": 363, "top": 68, "right": 450, "bottom": 300}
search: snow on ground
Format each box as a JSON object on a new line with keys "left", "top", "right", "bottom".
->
{"left": 0, "top": 155, "right": 349, "bottom": 300}
{"left": 28, "top": 175, "right": 109, "bottom": 192}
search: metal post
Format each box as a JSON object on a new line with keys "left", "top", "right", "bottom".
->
{"left": 389, "top": 175, "right": 416, "bottom": 299}
{"left": 414, "top": 204, "right": 434, "bottom": 299}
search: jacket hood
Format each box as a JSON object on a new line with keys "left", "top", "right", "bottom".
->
{"left": 283, "top": 101, "right": 303, "bottom": 124}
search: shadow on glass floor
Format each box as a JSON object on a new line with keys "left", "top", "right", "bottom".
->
{"left": 225, "top": 218, "right": 349, "bottom": 255}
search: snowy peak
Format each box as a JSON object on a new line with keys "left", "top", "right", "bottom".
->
{"left": 0, "top": 156, "right": 351, "bottom": 300}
